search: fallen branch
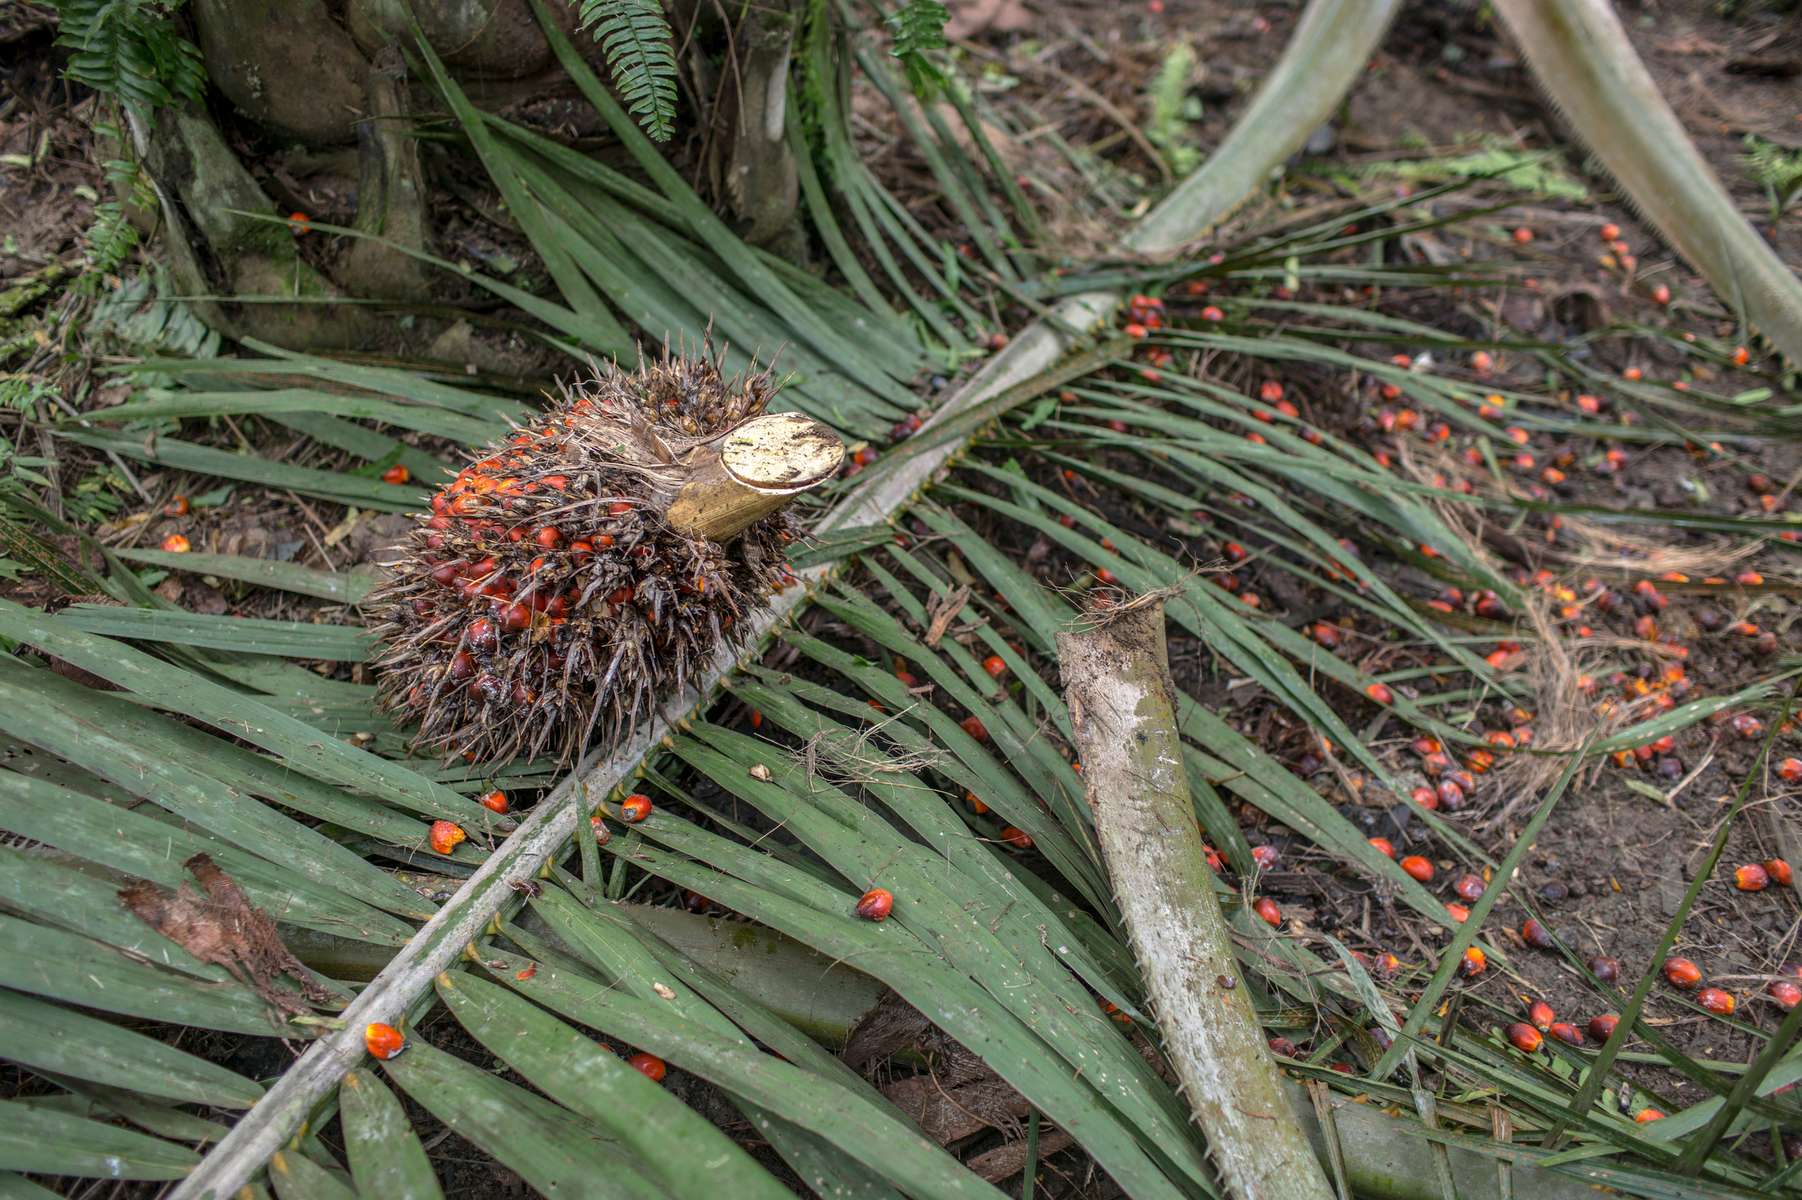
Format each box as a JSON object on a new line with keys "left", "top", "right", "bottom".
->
{"left": 1059, "top": 597, "right": 1331, "bottom": 1200}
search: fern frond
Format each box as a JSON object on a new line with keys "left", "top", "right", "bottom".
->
{"left": 52, "top": 0, "right": 204, "bottom": 114}
{"left": 574, "top": 0, "right": 678, "bottom": 142}
{"left": 885, "top": 0, "right": 947, "bottom": 95}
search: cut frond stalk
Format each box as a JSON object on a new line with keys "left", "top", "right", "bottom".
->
{"left": 1060, "top": 598, "right": 1334, "bottom": 1200}
{"left": 1494, "top": 0, "right": 1802, "bottom": 367}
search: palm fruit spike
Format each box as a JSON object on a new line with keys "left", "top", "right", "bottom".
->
{"left": 366, "top": 350, "right": 843, "bottom": 767}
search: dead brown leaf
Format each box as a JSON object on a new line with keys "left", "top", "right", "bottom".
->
{"left": 923, "top": 584, "right": 971, "bottom": 648}
{"left": 121, "top": 854, "right": 336, "bottom": 1019}
{"left": 945, "top": 0, "right": 1031, "bottom": 40}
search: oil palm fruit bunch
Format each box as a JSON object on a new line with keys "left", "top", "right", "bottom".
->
{"left": 366, "top": 350, "right": 843, "bottom": 766}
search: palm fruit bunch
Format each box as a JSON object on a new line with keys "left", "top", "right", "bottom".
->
{"left": 366, "top": 350, "right": 842, "bottom": 766}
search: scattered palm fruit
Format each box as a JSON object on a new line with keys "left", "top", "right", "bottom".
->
{"left": 1696, "top": 987, "right": 1735, "bottom": 1017}
{"left": 855, "top": 887, "right": 894, "bottom": 920}
{"left": 1769, "top": 980, "right": 1801, "bottom": 1010}
{"left": 1458, "top": 947, "right": 1487, "bottom": 978}
{"left": 163, "top": 495, "right": 190, "bottom": 516}
{"left": 1364, "top": 682, "right": 1394, "bottom": 704}
{"left": 1778, "top": 758, "right": 1802, "bottom": 783}
{"left": 160, "top": 534, "right": 191, "bottom": 553}
{"left": 1400, "top": 855, "right": 1434, "bottom": 882}
{"left": 1767, "top": 859, "right": 1793, "bottom": 887}
{"left": 618, "top": 793, "right": 653, "bottom": 823}
{"left": 999, "top": 826, "right": 1033, "bottom": 850}
{"left": 1520, "top": 918, "right": 1554, "bottom": 949}
{"left": 982, "top": 654, "right": 1007, "bottom": 678}
{"left": 382, "top": 464, "right": 411, "bottom": 485}
{"left": 1506, "top": 1023, "right": 1542, "bottom": 1052}
{"left": 1588, "top": 1013, "right": 1619, "bottom": 1041}
{"left": 428, "top": 820, "right": 465, "bottom": 855}
{"left": 1549, "top": 1022, "right": 1584, "bottom": 1047}
{"left": 1368, "top": 837, "right": 1396, "bottom": 859}
{"left": 1454, "top": 873, "right": 1485, "bottom": 902}
{"left": 364, "top": 1022, "right": 407, "bottom": 1060}
{"left": 1663, "top": 957, "right": 1702, "bottom": 990}
{"left": 1528, "top": 1000, "right": 1556, "bottom": 1031}
{"left": 1735, "top": 863, "right": 1771, "bottom": 892}
{"left": 1253, "top": 897, "right": 1282, "bottom": 926}
{"left": 1600, "top": 223, "right": 1620, "bottom": 241}
{"left": 366, "top": 353, "right": 837, "bottom": 766}
{"left": 1445, "top": 902, "right": 1469, "bottom": 923}
{"left": 1635, "top": 1109, "right": 1665, "bottom": 1124}
{"left": 478, "top": 789, "right": 509, "bottom": 814}
{"left": 1251, "top": 845, "right": 1280, "bottom": 870}
{"left": 626, "top": 1052, "right": 667, "bottom": 1082}
{"left": 1589, "top": 956, "right": 1621, "bottom": 984}
{"left": 1267, "top": 1036, "right": 1298, "bottom": 1057}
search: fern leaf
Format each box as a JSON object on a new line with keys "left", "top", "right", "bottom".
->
{"left": 885, "top": 0, "right": 948, "bottom": 96}
{"left": 575, "top": 0, "right": 679, "bottom": 142}
{"left": 52, "top": 0, "right": 204, "bottom": 114}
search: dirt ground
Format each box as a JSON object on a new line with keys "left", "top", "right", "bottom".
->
{"left": 3, "top": 0, "right": 1801, "bottom": 1194}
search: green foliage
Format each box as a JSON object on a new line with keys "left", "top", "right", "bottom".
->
{"left": 1353, "top": 139, "right": 1590, "bottom": 201}
{"left": 574, "top": 0, "right": 678, "bottom": 142}
{"left": 885, "top": 0, "right": 948, "bottom": 95}
{"left": 1145, "top": 44, "right": 1202, "bottom": 176}
{"left": 52, "top": 0, "right": 204, "bottom": 115}
{"left": 87, "top": 270, "right": 220, "bottom": 360}
{"left": 1742, "top": 132, "right": 1802, "bottom": 221}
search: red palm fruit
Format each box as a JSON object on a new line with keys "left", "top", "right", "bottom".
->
{"left": 365, "top": 354, "right": 828, "bottom": 768}
{"left": 1400, "top": 855, "right": 1433, "bottom": 882}
{"left": 1454, "top": 874, "right": 1485, "bottom": 902}
{"left": 1445, "top": 902, "right": 1470, "bottom": 923}
{"left": 160, "top": 534, "right": 192, "bottom": 553}
{"left": 1769, "top": 980, "right": 1802, "bottom": 1010}
{"left": 1365, "top": 682, "right": 1394, "bottom": 704}
{"left": 964, "top": 790, "right": 989, "bottom": 814}
{"left": 1588, "top": 1013, "right": 1619, "bottom": 1040}
{"left": 364, "top": 1023, "right": 407, "bottom": 1060}
{"left": 618, "top": 793, "right": 653, "bottom": 823}
{"left": 626, "top": 1052, "right": 667, "bottom": 1082}
{"left": 855, "top": 887, "right": 894, "bottom": 920}
{"left": 1528, "top": 1000, "right": 1556, "bottom": 1031}
{"left": 1253, "top": 897, "right": 1282, "bottom": 926}
{"left": 428, "top": 820, "right": 465, "bottom": 855}
{"left": 1767, "top": 859, "right": 1793, "bottom": 887}
{"left": 1735, "top": 863, "right": 1771, "bottom": 891}
{"left": 1549, "top": 1022, "right": 1584, "bottom": 1047}
{"left": 1520, "top": 918, "right": 1554, "bottom": 949}
{"left": 383, "top": 464, "right": 411, "bottom": 485}
{"left": 1506, "top": 1023, "right": 1542, "bottom": 1053}
{"left": 1697, "top": 987, "right": 1735, "bottom": 1016}
{"left": 1663, "top": 957, "right": 1703, "bottom": 989}
{"left": 1368, "top": 837, "right": 1396, "bottom": 859}
{"left": 1635, "top": 1109, "right": 1664, "bottom": 1124}
{"left": 1458, "top": 947, "right": 1487, "bottom": 978}
{"left": 1251, "top": 845, "right": 1279, "bottom": 870}
{"left": 1267, "top": 1036, "right": 1298, "bottom": 1057}
{"left": 1779, "top": 758, "right": 1802, "bottom": 783}
{"left": 479, "top": 789, "right": 509, "bottom": 814}
{"left": 1589, "top": 956, "right": 1621, "bottom": 984}
{"left": 1410, "top": 786, "right": 1438, "bottom": 810}
{"left": 982, "top": 654, "right": 1007, "bottom": 678}
{"left": 589, "top": 814, "right": 612, "bottom": 845}
{"left": 960, "top": 716, "right": 988, "bottom": 742}
{"left": 999, "top": 826, "right": 1033, "bottom": 850}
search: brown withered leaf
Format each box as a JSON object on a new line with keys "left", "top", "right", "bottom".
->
{"left": 120, "top": 854, "right": 336, "bottom": 1018}
{"left": 881, "top": 1074, "right": 1031, "bottom": 1143}
{"left": 969, "top": 1130, "right": 1075, "bottom": 1183}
